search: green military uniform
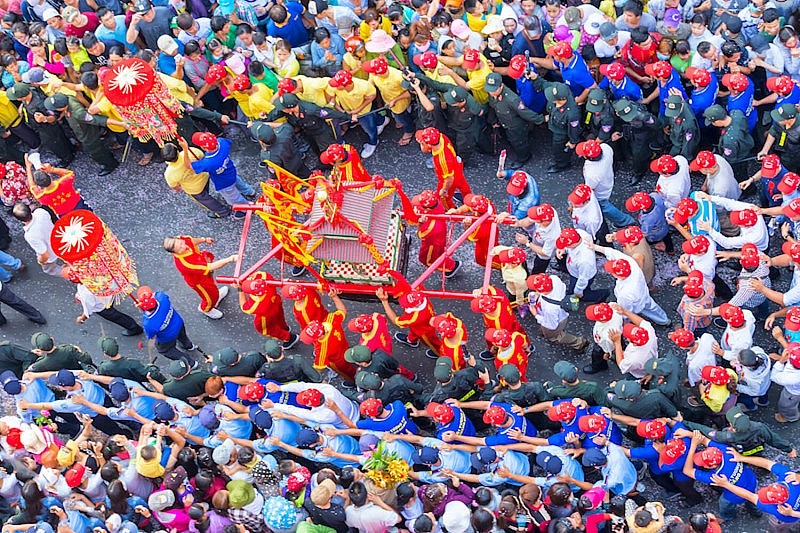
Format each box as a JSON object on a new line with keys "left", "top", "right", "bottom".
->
{"left": 533, "top": 77, "right": 581, "bottom": 173}
{"left": 355, "top": 371, "right": 424, "bottom": 407}
{"left": 250, "top": 121, "right": 310, "bottom": 178}
{"left": 425, "top": 357, "right": 487, "bottom": 404}
{"left": 614, "top": 98, "right": 662, "bottom": 183}
{"left": 543, "top": 361, "right": 606, "bottom": 406}
{"left": 402, "top": 77, "right": 446, "bottom": 132}
{"left": 0, "top": 342, "right": 37, "bottom": 377}
{"left": 211, "top": 347, "right": 266, "bottom": 377}
{"left": 585, "top": 88, "right": 618, "bottom": 143}
{"left": 44, "top": 93, "right": 118, "bottom": 173}
{"left": 96, "top": 337, "right": 164, "bottom": 383}
{"left": 704, "top": 105, "right": 754, "bottom": 183}
{"left": 263, "top": 93, "right": 349, "bottom": 155}
{"left": 664, "top": 94, "right": 700, "bottom": 160}
{"left": 643, "top": 355, "right": 681, "bottom": 406}
{"left": 606, "top": 380, "right": 678, "bottom": 418}
{"left": 484, "top": 73, "right": 543, "bottom": 168}
{"left": 161, "top": 359, "right": 213, "bottom": 402}
{"left": 257, "top": 340, "right": 321, "bottom": 382}
{"left": 491, "top": 364, "right": 555, "bottom": 430}
{"left": 28, "top": 332, "right": 93, "bottom": 372}
{"left": 6, "top": 83, "right": 74, "bottom": 165}
{"left": 768, "top": 104, "right": 800, "bottom": 170}
{"left": 684, "top": 406, "right": 795, "bottom": 455}
{"left": 344, "top": 345, "right": 402, "bottom": 380}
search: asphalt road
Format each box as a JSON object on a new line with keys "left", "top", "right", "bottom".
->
{"left": 0, "top": 119, "right": 796, "bottom": 532}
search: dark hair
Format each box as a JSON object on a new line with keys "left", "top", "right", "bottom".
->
{"left": 78, "top": 62, "right": 95, "bottom": 74}
{"left": 411, "top": 0, "right": 427, "bottom": 8}
{"left": 32, "top": 171, "right": 52, "bottom": 187}
{"left": 81, "top": 71, "right": 99, "bottom": 89}
{"left": 349, "top": 481, "right": 368, "bottom": 507}
{"left": 100, "top": 462, "right": 120, "bottom": 482}
{"left": 184, "top": 40, "right": 201, "bottom": 56}
{"left": 363, "top": 8, "right": 381, "bottom": 24}
{"left": 414, "top": 514, "right": 434, "bottom": 533}
{"left": 269, "top": 5, "right": 288, "bottom": 24}
{"left": 248, "top": 60, "right": 264, "bottom": 76}
{"left": 475, "top": 486, "right": 494, "bottom": 506}
{"left": 253, "top": 31, "right": 266, "bottom": 45}
{"left": 0, "top": 35, "right": 12, "bottom": 52}
{"left": 197, "top": 447, "right": 216, "bottom": 470}
{"left": 101, "top": 438, "right": 124, "bottom": 461}
{"left": 29, "top": 22, "right": 44, "bottom": 36}
{"left": 2, "top": 12, "right": 18, "bottom": 25}
{"left": 236, "top": 23, "right": 253, "bottom": 35}
{"left": 211, "top": 15, "right": 228, "bottom": 32}
{"left": 432, "top": 11, "right": 452, "bottom": 26}
{"left": 464, "top": 0, "right": 479, "bottom": 13}
{"left": 108, "top": 44, "right": 125, "bottom": 58}
{"left": 0, "top": 53, "right": 15, "bottom": 67}
{"left": 176, "top": 12, "right": 194, "bottom": 30}
{"left": 11, "top": 22, "right": 28, "bottom": 35}
{"left": 721, "top": 40, "right": 740, "bottom": 57}
{"left": 81, "top": 33, "right": 98, "bottom": 48}
{"left": 689, "top": 514, "right": 710, "bottom": 533}
{"left": 675, "top": 39, "right": 690, "bottom": 55}
{"left": 237, "top": 446, "right": 255, "bottom": 466}
{"left": 11, "top": 202, "right": 32, "bottom": 223}
{"left": 697, "top": 41, "right": 712, "bottom": 55}
{"left": 51, "top": 37, "right": 67, "bottom": 55}
{"left": 107, "top": 479, "right": 130, "bottom": 515}
{"left": 177, "top": 447, "right": 199, "bottom": 478}
{"left": 763, "top": 8, "right": 779, "bottom": 22}
{"left": 316, "top": 469, "right": 338, "bottom": 485}
{"left": 96, "top": 7, "right": 111, "bottom": 18}
{"left": 339, "top": 466, "right": 356, "bottom": 488}
{"left": 188, "top": 503, "right": 205, "bottom": 521}
{"left": 195, "top": 469, "right": 216, "bottom": 492}
{"left": 161, "top": 143, "right": 179, "bottom": 162}
{"left": 779, "top": 25, "right": 797, "bottom": 44}
{"left": 547, "top": 482, "right": 573, "bottom": 507}
{"left": 22, "top": 480, "right": 44, "bottom": 517}
{"left": 313, "top": 27, "right": 330, "bottom": 43}
{"left": 631, "top": 26, "right": 650, "bottom": 43}
{"left": 551, "top": 518, "right": 577, "bottom": 533}
{"left": 623, "top": 0, "right": 643, "bottom": 15}
{"left": 608, "top": 495, "right": 627, "bottom": 517}
{"left": 396, "top": 482, "right": 415, "bottom": 507}
{"left": 472, "top": 508, "right": 495, "bottom": 533}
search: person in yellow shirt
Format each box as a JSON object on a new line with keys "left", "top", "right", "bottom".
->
{"left": 277, "top": 75, "right": 331, "bottom": 107}
{"left": 359, "top": 8, "right": 393, "bottom": 42}
{"left": 0, "top": 89, "right": 37, "bottom": 160}
{"left": 464, "top": 0, "right": 487, "bottom": 32}
{"left": 412, "top": 51, "right": 458, "bottom": 86}
{"left": 160, "top": 142, "right": 231, "bottom": 219}
{"left": 460, "top": 48, "right": 492, "bottom": 104}
{"left": 326, "top": 69, "right": 388, "bottom": 159}
{"left": 362, "top": 57, "right": 414, "bottom": 145}
{"left": 343, "top": 36, "right": 369, "bottom": 80}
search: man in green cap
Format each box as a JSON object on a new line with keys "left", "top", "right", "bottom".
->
{"left": 44, "top": 93, "right": 121, "bottom": 176}
{"left": 157, "top": 359, "right": 213, "bottom": 404}
{"left": 248, "top": 119, "right": 310, "bottom": 177}
{"left": 544, "top": 360, "right": 605, "bottom": 405}
{"left": 256, "top": 339, "right": 321, "bottom": 383}
{"left": 28, "top": 332, "right": 94, "bottom": 372}
{"left": 606, "top": 379, "right": 678, "bottom": 420}
{"left": 703, "top": 105, "right": 754, "bottom": 184}
{"left": 6, "top": 82, "right": 75, "bottom": 166}
{"left": 532, "top": 73, "right": 580, "bottom": 173}
{"left": 760, "top": 103, "right": 800, "bottom": 171}
{"left": 262, "top": 92, "right": 349, "bottom": 157}
{"left": 490, "top": 364, "right": 555, "bottom": 430}
{"left": 612, "top": 97, "right": 662, "bottom": 184}
{"left": 343, "top": 345, "right": 409, "bottom": 380}
{"left": 664, "top": 93, "right": 700, "bottom": 160}
{"left": 96, "top": 336, "right": 165, "bottom": 383}
{"left": 0, "top": 341, "right": 37, "bottom": 377}
{"left": 642, "top": 355, "right": 681, "bottom": 405}
{"left": 425, "top": 356, "right": 491, "bottom": 407}
{"left": 584, "top": 87, "right": 619, "bottom": 144}
{"left": 682, "top": 406, "right": 796, "bottom": 457}
{"left": 484, "top": 73, "right": 543, "bottom": 170}
{"left": 210, "top": 347, "right": 266, "bottom": 377}
{"left": 353, "top": 369, "right": 423, "bottom": 406}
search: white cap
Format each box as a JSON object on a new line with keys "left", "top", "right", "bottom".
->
{"left": 157, "top": 35, "right": 178, "bottom": 55}
{"left": 42, "top": 7, "right": 60, "bottom": 21}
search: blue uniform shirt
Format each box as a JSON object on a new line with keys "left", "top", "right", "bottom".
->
{"left": 777, "top": 85, "right": 800, "bottom": 107}
{"left": 191, "top": 138, "right": 238, "bottom": 189}
{"left": 688, "top": 78, "right": 719, "bottom": 129}
{"left": 485, "top": 402, "right": 537, "bottom": 446}
{"left": 658, "top": 71, "right": 688, "bottom": 117}
{"left": 477, "top": 450, "right": 531, "bottom": 486}
{"left": 106, "top": 379, "right": 157, "bottom": 422}
{"left": 756, "top": 463, "right": 800, "bottom": 522}
{"left": 303, "top": 433, "right": 360, "bottom": 468}
{"left": 581, "top": 406, "right": 623, "bottom": 449}
{"left": 639, "top": 193, "right": 669, "bottom": 241}
{"left": 51, "top": 379, "right": 108, "bottom": 417}
{"left": 417, "top": 437, "right": 472, "bottom": 483}
{"left": 516, "top": 73, "right": 547, "bottom": 114}
{"left": 16, "top": 378, "right": 55, "bottom": 423}
{"left": 253, "top": 417, "right": 302, "bottom": 453}
{"left": 142, "top": 292, "right": 184, "bottom": 343}
{"left": 357, "top": 400, "right": 418, "bottom": 434}
{"left": 693, "top": 441, "right": 757, "bottom": 504}
{"left": 599, "top": 76, "right": 643, "bottom": 102}
{"left": 727, "top": 82, "right": 757, "bottom": 131}
{"left": 435, "top": 405, "right": 476, "bottom": 440}
{"left": 266, "top": 1, "right": 309, "bottom": 47}
{"left": 204, "top": 404, "right": 252, "bottom": 447}
{"left": 556, "top": 54, "right": 595, "bottom": 98}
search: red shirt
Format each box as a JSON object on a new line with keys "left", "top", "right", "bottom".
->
{"left": 242, "top": 273, "right": 280, "bottom": 316}
{"left": 66, "top": 12, "right": 100, "bottom": 38}
{"left": 359, "top": 313, "right": 392, "bottom": 354}
{"left": 620, "top": 33, "right": 661, "bottom": 77}
{"left": 293, "top": 290, "right": 327, "bottom": 330}
{"left": 172, "top": 236, "right": 212, "bottom": 286}
{"left": 34, "top": 174, "right": 80, "bottom": 215}
{"left": 336, "top": 145, "right": 371, "bottom": 182}
{"left": 314, "top": 310, "right": 349, "bottom": 369}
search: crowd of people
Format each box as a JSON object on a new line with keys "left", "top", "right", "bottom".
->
{"left": 5, "top": 0, "right": 800, "bottom": 531}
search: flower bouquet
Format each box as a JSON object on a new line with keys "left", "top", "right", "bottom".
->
{"left": 363, "top": 441, "right": 409, "bottom": 489}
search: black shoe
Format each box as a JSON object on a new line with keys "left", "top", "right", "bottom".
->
{"left": 28, "top": 317, "right": 46, "bottom": 325}
{"left": 207, "top": 211, "right": 230, "bottom": 219}
{"left": 394, "top": 332, "right": 419, "bottom": 348}
{"left": 244, "top": 192, "right": 259, "bottom": 201}
{"left": 233, "top": 211, "right": 246, "bottom": 220}
{"left": 99, "top": 165, "right": 118, "bottom": 176}
{"left": 444, "top": 260, "right": 461, "bottom": 279}
{"left": 121, "top": 326, "right": 143, "bottom": 336}
{"left": 283, "top": 332, "right": 299, "bottom": 349}
{"left": 425, "top": 349, "right": 439, "bottom": 359}
{"left": 506, "top": 159, "right": 523, "bottom": 170}
{"left": 630, "top": 175, "right": 643, "bottom": 185}
{"left": 291, "top": 265, "right": 306, "bottom": 277}
{"left": 258, "top": 161, "right": 267, "bottom": 168}
{"left": 341, "top": 381, "right": 356, "bottom": 390}
{"left": 58, "top": 155, "right": 75, "bottom": 167}
{"left": 547, "top": 165, "right": 569, "bottom": 174}
{"left": 583, "top": 362, "right": 608, "bottom": 374}
{"left": 478, "top": 350, "right": 495, "bottom": 361}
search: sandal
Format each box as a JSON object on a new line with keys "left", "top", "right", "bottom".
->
{"left": 398, "top": 133, "right": 414, "bottom": 146}
{"left": 138, "top": 153, "right": 153, "bottom": 166}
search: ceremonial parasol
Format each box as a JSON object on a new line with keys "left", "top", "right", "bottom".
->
{"left": 50, "top": 210, "right": 138, "bottom": 300}
{"left": 100, "top": 57, "right": 183, "bottom": 146}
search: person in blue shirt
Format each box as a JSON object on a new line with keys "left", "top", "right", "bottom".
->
{"left": 194, "top": 403, "right": 253, "bottom": 447}
{"left": 534, "top": 41, "right": 596, "bottom": 103}
{"left": 641, "top": 60, "right": 687, "bottom": 117}
{"left": 685, "top": 66, "right": 719, "bottom": 129}
{"left": 724, "top": 73, "right": 757, "bottom": 132}
{"left": 511, "top": 16, "right": 551, "bottom": 59}
{"left": 137, "top": 286, "right": 198, "bottom": 365}
{"left": 411, "top": 401, "right": 476, "bottom": 441}
{"left": 682, "top": 430, "right": 760, "bottom": 522}
{"left": 498, "top": 169, "right": 540, "bottom": 221}
{"left": 2, "top": 371, "right": 54, "bottom": 423}
{"left": 626, "top": 191, "right": 671, "bottom": 253}
{"left": 310, "top": 27, "right": 345, "bottom": 76}
{"left": 156, "top": 35, "right": 183, "bottom": 75}
{"left": 221, "top": 406, "right": 302, "bottom": 455}
{"left": 355, "top": 398, "right": 418, "bottom": 435}
{"left": 443, "top": 401, "right": 537, "bottom": 446}
{"left": 266, "top": 1, "right": 310, "bottom": 48}
{"left": 576, "top": 411, "right": 623, "bottom": 449}
{"left": 754, "top": 75, "right": 800, "bottom": 114}
{"left": 399, "top": 435, "right": 472, "bottom": 483}
{"left": 69, "top": 375, "right": 157, "bottom": 427}
{"left": 271, "top": 427, "right": 360, "bottom": 468}
{"left": 598, "top": 62, "right": 643, "bottom": 103}
{"left": 515, "top": 70, "right": 547, "bottom": 114}
{"left": 444, "top": 446, "right": 530, "bottom": 486}
{"left": 489, "top": 443, "right": 585, "bottom": 492}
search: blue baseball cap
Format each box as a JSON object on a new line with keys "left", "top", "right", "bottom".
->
{"left": 108, "top": 377, "right": 130, "bottom": 402}
{"left": 48, "top": 369, "right": 76, "bottom": 388}
{"left": 153, "top": 400, "right": 175, "bottom": 422}
{"left": 1, "top": 370, "right": 21, "bottom": 395}
{"left": 470, "top": 446, "right": 498, "bottom": 471}
{"left": 412, "top": 446, "right": 440, "bottom": 465}
{"left": 199, "top": 404, "right": 219, "bottom": 430}
{"left": 249, "top": 407, "right": 273, "bottom": 429}
{"left": 536, "top": 451, "right": 563, "bottom": 474}
{"left": 296, "top": 429, "right": 319, "bottom": 448}
{"left": 582, "top": 447, "right": 608, "bottom": 467}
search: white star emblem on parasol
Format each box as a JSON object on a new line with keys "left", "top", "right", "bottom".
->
{"left": 54, "top": 215, "right": 95, "bottom": 255}
{"left": 109, "top": 62, "right": 147, "bottom": 94}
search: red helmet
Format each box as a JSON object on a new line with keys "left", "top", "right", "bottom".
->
{"left": 644, "top": 60, "right": 672, "bottom": 79}
{"left": 575, "top": 140, "right": 602, "bottom": 159}
{"left": 136, "top": 286, "right": 157, "bottom": 311}
{"left": 427, "top": 402, "right": 455, "bottom": 424}
{"left": 345, "top": 36, "right": 364, "bottom": 53}
{"left": 347, "top": 314, "right": 374, "bottom": 334}
{"left": 740, "top": 243, "right": 760, "bottom": 269}
{"left": 701, "top": 365, "right": 731, "bottom": 385}
{"left": 555, "top": 227, "right": 581, "bottom": 250}
{"left": 625, "top": 191, "right": 653, "bottom": 213}
{"left": 578, "top": 414, "right": 607, "bottom": 433}
{"left": 719, "top": 303, "right": 745, "bottom": 327}
{"left": 527, "top": 204, "right": 555, "bottom": 222}
{"left": 432, "top": 314, "right": 458, "bottom": 338}
{"left": 297, "top": 388, "right": 324, "bottom": 407}
{"left": 660, "top": 438, "right": 687, "bottom": 465}
{"left": 508, "top": 54, "right": 527, "bottom": 79}
{"left": 599, "top": 62, "right": 625, "bottom": 81}
{"left": 767, "top": 75, "right": 795, "bottom": 96}
{"left": 470, "top": 294, "right": 498, "bottom": 314}
{"left": 241, "top": 277, "right": 268, "bottom": 296}
{"left": 673, "top": 198, "right": 699, "bottom": 224}
{"left": 277, "top": 77, "right": 297, "bottom": 95}
{"left": 526, "top": 273, "right": 553, "bottom": 293}
{"left": 191, "top": 132, "right": 218, "bottom": 152}
{"left": 328, "top": 70, "right": 353, "bottom": 88}
{"left": 683, "top": 270, "right": 705, "bottom": 298}
{"left": 496, "top": 247, "right": 527, "bottom": 265}
{"left": 693, "top": 446, "right": 723, "bottom": 469}
{"left": 784, "top": 241, "right": 800, "bottom": 263}
{"left": 761, "top": 154, "right": 782, "bottom": 178}
{"left": 485, "top": 328, "right": 512, "bottom": 347}
{"left": 758, "top": 484, "right": 790, "bottom": 505}
{"left": 604, "top": 258, "right": 631, "bottom": 278}
{"left": 669, "top": 328, "right": 695, "bottom": 348}
{"left": 622, "top": 323, "right": 649, "bottom": 346}
{"left": 464, "top": 193, "right": 490, "bottom": 213}
{"left": 204, "top": 64, "right": 226, "bottom": 84}
{"left": 685, "top": 66, "right": 711, "bottom": 87}
{"left": 682, "top": 235, "right": 710, "bottom": 255}
{"left": 300, "top": 321, "right": 326, "bottom": 344}
{"left": 722, "top": 72, "right": 750, "bottom": 92}
{"left": 548, "top": 40, "right": 573, "bottom": 59}
{"left": 483, "top": 405, "right": 508, "bottom": 425}
{"left": 413, "top": 190, "right": 439, "bottom": 209}
{"left": 615, "top": 226, "right": 643, "bottom": 245}
{"left": 413, "top": 51, "right": 438, "bottom": 70}
{"left": 636, "top": 420, "right": 667, "bottom": 440}
{"left": 689, "top": 150, "right": 717, "bottom": 172}
{"left": 462, "top": 48, "right": 481, "bottom": 69}
{"left": 788, "top": 343, "right": 800, "bottom": 368}
{"left": 779, "top": 172, "right": 800, "bottom": 195}
{"left": 567, "top": 184, "right": 592, "bottom": 205}
{"left": 362, "top": 56, "right": 389, "bottom": 75}
{"left": 418, "top": 126, "right": 441, "bottom": 146}
{"left": 547, "top": 401, "right": 577, "bottom": 422}
{"left": 231, "top": 73, "right": 251, "bottom": 92}
{"left": 281, "top": 284, "right": 307, "bottom": 300}
{"left": 320, "top": 143, "right": 346, "bottom": 165}
{"left": 585, "top": 303, "right": 613, "bottom": 322}
{"left": 786, "top": 307, "right": 800, "bottom": 332}
{"left": 650, "top": 154, "right": 678, "bottom": 175}
{"left": 399, "top": 290, "right": 426, "bottom": 309}
{"left": 238, "top": 382, "right": 265, "bottom": 402}
{"left": 730, "top": 209, "right": 758, "bottom": 227}
{"left": 360, "top": 398, "right": 383, "bottom": 417}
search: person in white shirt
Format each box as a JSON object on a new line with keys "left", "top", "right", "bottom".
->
{"left": 594, "top": 23, "right": 631, "bottom": 59}
{"left": 268, "top": 382, "right": 359, "bottom": 429}
{"left": 608, "top": 304, "right": 658, "bottom": 379}
{"left": 694, "top": 193, "right": 769, "bottom": 250}
{"left": 653, "top": 154, "right": 691, "bottom": 210}
{"left": 556, "top": 227, "right": 609, "bottom": 303}
{"left": 585, "top": 302, "right": 624, "bottom": 374}
{"left": 679, "top": 234, "right": 736, "bottom": 301}
{"left": 515, "top": 204, "right": 562, "bottom": 273}
{"left": 749, "top": 34, "right": 785, "bottom": 78}
{"left": 669, "top": 328, "right": 717, "bottom": 386}
{"left": 526, "top": 273, "right": 588, "bottom": 352}
{"left": 12, "top": 203, "right": 61, "bottom": 276}
{"left": 591, "top": 244, "right": 671, "bottom": 326}
{"left": 714, "top": 304, "right": 756, "bottom": 362}
{"left": 771, "top": 344, "right": 800, "bottom": 423}
{"left": 176, "top": 14, "right": 213, "bottom": 45}
{"left": 567, "top": 184, "right": 604, "bottom": 240}
{"left": 690, "top": 40, "right": 721, "bottom": 69}
{"left": 63, "top": 268, "right": 143, "bottom": 337}
{"left": 734, "top": 347, "right": 772, "bottom": 411}
{"left": 688, "top": 17, "right": 724, "bottom": 51}
{"left": 449, "top": 19, "right": 484, "bottom": 54}
{"left": 692, "top": 152, "right": 741, "bottom": 201}
{"left": 345, "top": 481, "right": 402, "bottom": 533}
{"left": 577, "top": 140, "right": 636, "bottom": 227}
{"left": 309, "top": 1, "right": 362, "bottom": 39}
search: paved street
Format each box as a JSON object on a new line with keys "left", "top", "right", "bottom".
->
{"left": 0, "top": 121, "right": 795, "bottom": 531}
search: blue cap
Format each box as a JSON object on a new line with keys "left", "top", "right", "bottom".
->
{"left": 296, "top": 429, "right": 319, "bottom": 448}
{"left": 470, "top": 446, "right": 498, "bottom": 471}
{"left": 411, "top": 446, "right": 440, "bottom": 465}
{"left": 582, "top": 447, "right": 608, "bottom": 467}
{"left": 108, "top": 377, "right": 130, "bottom": 401}
{"left": 359, "top": 433, "right": 380, "bottom": 453}
{"left": 536, "top": 451, "right": 563, "bottom": 474}
{"left": 153, "top": 400, "right": 175, "bottom": 422}
{"left": 1, "top": 370, "right": 21, "bottom": 395}
{"left": 48, "top": 369, "right": 76, "bottom": 388}
{"left": 248, "top": 407, "right": 273, "bottom": 429}
{"left": 199, "top": 404, "right": 219, "bottom": 429}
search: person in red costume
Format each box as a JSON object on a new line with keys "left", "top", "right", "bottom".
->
{"left": 238, "top": 272, "right": 299, "bottom": 348}
{"left": 162, "top": 236, "right": 237, "bottom": 320}
{"left": 298, "top": 288, "right": 357, "bottom": 385}
{"left": 485, "top": 327, "right": 530, "bottom": 379}
{"left": 347, "top": 312, "right": 393, "bottom": 354}
{"left": 430, "top": 312, "right": 468, "bottom": 370}
{"left": 412, "top": 190, "right": 462, "bottom": 278}
{"left": 470, "top": 286, "right": 526, "bottom": 361}
{"left": 319, "top": 143, "right": 371, "bottom": 182}
{"left": 448, "top": 193, "right": 499, "bottom": 268}
{"left": 281, "top": 283, "right": 328, "bottom": 331}
{"left": 415, "top": 127, "right": 472, "bottom": 210}
{"left": 376, "top": 287, "right": 442, "bottom": 355}
{"left": 25, "top": 158, "right": 91, "bottom": 217}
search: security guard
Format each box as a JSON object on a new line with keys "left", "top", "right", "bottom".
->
{"left": 250, "top": 121, "right": 311, "bottom": 178}
{"left": 96, "top": 337, "right": 165, "bottom": 383}
{"left": 490, "top": 364, "right": 555, "bottom": 430}
{"left": 262, "top": 93, "right": 349, "bottom": 157}
{"left": 484, "top": 73, "right": 544, "bottom": 170}
{"left": 703, "top": 105, "right": 755, "bottom": 185}
{"left": 761, "top": 103, "right": 800, "bottom": 171}
{"left": 426, "top": 357, "right": 489, "bottom": 405}
{"left": 436, "top": 85, "right": 491, "bottom": 165}
{"left": 256, "top": 339, "right": 322, "bottom": 383}
{"left": 684, "top": 406, "right": 796, "bottom": 457}
{"left": 161, "top": 359, "right": 213, "bottom": 403}
{"left": 6, "top": 83, "right": 74, "bottom": 166}
{"left": 642, "top": 355, "right": 681, "bottom": 406}
{"left": 343, "top": 345, "right": 404, "bottom": 380}
{"left": 664, "top": 93, "right": 700, "bottom": 160}
{"left": 0, "top": 341, "right": 36, "bottom": 377}
{"left": 584, "top": 87, "right": 618, "bottom": 144}
{"left": 533, "top": 74, "right": 581, "bottom": 173}
{"left": 354, "top": 370, "right": 424, "bottom": 407}
{"left": 211, "top": 347, "right": 266, "bottom": 377}
{"left": 613, "top": 98, "right": 662, "bottom": 184}
{"left": 28, "top": 332, "right": 94, "bottom": 372}
{"left": 606, "top": 380, "right": 678, "bottom": 419}
{"left": 544, "top": 360, "right": 606, "bottom": 406}
{"left": 43, "top": 93, "right": 120, "bottom": 176}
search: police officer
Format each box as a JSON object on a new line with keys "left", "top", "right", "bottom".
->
{"left": 490, "top": 364, "right": 555, "bottom": 430}
{"left": 544, "top": 360, "right": 606, "bottom": 405}
{"left": 402, "top": 74, "right": 447, "bottom": 134}
{"left": 6, "top": 83, "right": 74, "bottom": 166}
{"left": 434, "top": 85, "right": 491, "bottom": 165}
{"left": 0, "top": 341, "right": 36, "bottom": 377}
{"left": 703, "top": 105, "right": 755, "bottom": 185}
{"left": 606, "top": 380, "right": 678, "bottom": 420}
{"left": 211, "top": 347, "right": 266, "bottom": 377}
{"left": 249, "top": 121, "right": 311, "bottom": 178}
{"left": 426, "top": 357, "right": 489, "bottom": 405}
{"left": 28, "top": 332, "right": 94, "bottom": 372}
{"left": 533, "top": 75, "right": 581, "bottom": 173}
{"left": 664, "top": 93, "right": 700, "bottom": 160}
{"left": 161, "top": 359, "right": 213, "bottom": 403}
{"left": 343, "top": 345, "right": 404, "bottom": 380}
{"left": 760, "top": 103, "right": 800, "bottom": 171}
{"left": 96, "top": 337, "right": 165, "bottom": 383}
{"left": 613, "top": 98, "right": 662, "bottom": 184}
{"left": 484, "top": 73, "right": 544, "bottom": 170}
{"left": 584, "top": 87, "right": 619, "bottom": 145}
{"left": 354, "top": 370, "right": 424, "bottom": 407}
{"left": 642, "top": 355, "right": 681, "bottom": 406}
{"left": 684, "top": 406, "right": 796, "bottom": 457}
{"left": 43, "top": 93, "right": 120, "bottom": 176}
{"left": 262, "top": 93, "right": 349, "bottom": 158}
{"left": 257, "top": 339, "right": 322, "bottom": 383}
